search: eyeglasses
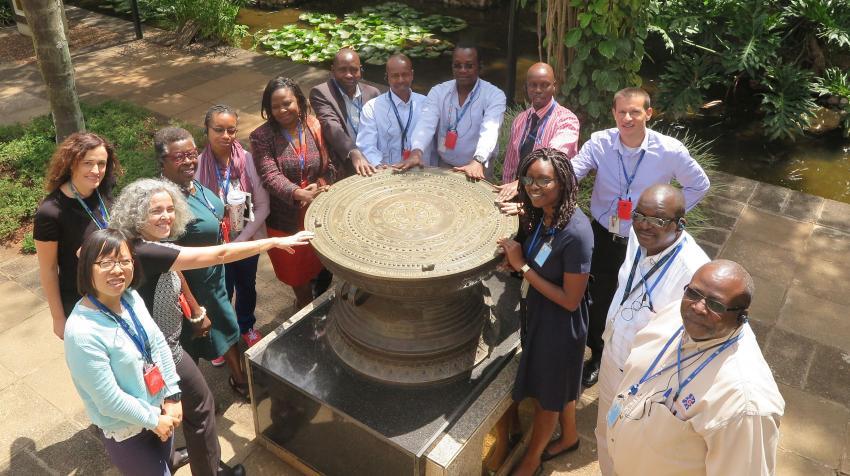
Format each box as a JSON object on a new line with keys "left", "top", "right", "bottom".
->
{"left": 631, "top": 211, "right": 677, "bottom": 228}
{"left": 519, "top": 176, "right": 556, "bottom": 188}
{"left": 95, "top": 259, "right": 134, "bottom": 271}
{"left": 210, "top": 127, "right": 238, "bottom": 135}
{"left": 167, "top": 149, "right": 198, "bottom": 162}
{"left": 682, "top": 285, "right": 747, "bottom": 315}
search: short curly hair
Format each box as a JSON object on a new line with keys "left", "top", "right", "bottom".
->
{"left": 110, "top": 178, "right": 193, "bottom": 241}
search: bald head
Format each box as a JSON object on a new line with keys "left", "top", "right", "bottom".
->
{"left": 526, "top": 62, "right": 557, "bottom": 110}
{"left": 681, "top": 260, "right": 754, "bottom": 340}
{"left": 332, "top": 48, "right": 362, "bottom": 95}
{"left": 633, "top": 184, "right": 686, "bottom": 255}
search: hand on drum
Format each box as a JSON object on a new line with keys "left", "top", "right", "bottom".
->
{"left": 496, "top": 237, "right": 524, "bottom": 272}
{"left": 272, "top": 231, "right": 315, "bottom": 254}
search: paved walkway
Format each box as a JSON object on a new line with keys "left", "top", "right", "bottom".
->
{"left": 1, "top": 8, "right": 848, "bottom": 476}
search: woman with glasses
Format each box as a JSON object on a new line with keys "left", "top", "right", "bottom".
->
{"left": 196, "top": 104, "right": 270, "bottom": 353}
{"left": 64, "top": 228, "right": 181, "bottom": 475}
{"left": 250, "top": 76, "right": 335, "bottom": 309}
{"left": 152, "top": 127, "right": 248, "bottom": 399}
{"left": 34, "top": 132, "right": 123, "bottom": 339}
{"left": 497, "top": 148, "right": 593, "bottom": 476}
{"left": 111, "top": 177, "right": 310, "bottom": 475}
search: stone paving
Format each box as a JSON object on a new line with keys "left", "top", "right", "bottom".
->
{"left": 1, "top": 8, "right": 849, "bottom": 476}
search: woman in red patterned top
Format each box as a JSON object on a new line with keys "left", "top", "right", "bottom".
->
{"left": 250, "top": 76, "right": 335, "bottom": 309}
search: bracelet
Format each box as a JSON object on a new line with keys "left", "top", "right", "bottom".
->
{"left": 520, "top": 264, "right": 531, "bottom": 274}
{"left": 188, "top": 306, "right": 206, "bottom": 324}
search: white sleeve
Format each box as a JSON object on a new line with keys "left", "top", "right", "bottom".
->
{"left": 356, "top": 97, "right": 383, "bottom": 166}
{"left": 473, "top": 85, "right": 507, "bottom": 164}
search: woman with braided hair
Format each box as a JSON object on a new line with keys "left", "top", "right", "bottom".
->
{"left": 497, "top": 147, "right": 593, "bottom": 476}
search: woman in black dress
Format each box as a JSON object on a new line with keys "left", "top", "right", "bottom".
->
{"left": 498, "top": 148, "right": 593, "bottom": 476}
{"left": 34, "top": 132, "right": 123, "bottom": 339}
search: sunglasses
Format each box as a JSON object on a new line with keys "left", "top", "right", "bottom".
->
{"left": 682, "top": 285, "right": 747, "bottom": 315}
{"left": 168, "top": 148, "right": 198, "bottom": 162}
{"left": 632, "top": 211, "right": 677, "bottom": 228}
{"left": 519, "top": 176, "right": 556, "bottom": 188}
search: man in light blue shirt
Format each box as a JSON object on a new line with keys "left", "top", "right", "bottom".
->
{"left": 356, "top": 54, "right": 434, "bottom": 169}
{"left": 396, "top": 45, "right": 506, "bottom": 180}
{"left": 571, "top": 87, "right": 710, "bottom": 387}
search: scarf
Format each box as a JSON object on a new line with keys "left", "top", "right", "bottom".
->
{"left": 196, "top": 140, "right": 253, "bottom": 199}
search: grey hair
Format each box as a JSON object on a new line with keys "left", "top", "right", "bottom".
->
{"left": 110, "top": 178, "right": 193, "bottom": 241}
{"left": 153, "top": 127, "right": 194, "bottom": 167}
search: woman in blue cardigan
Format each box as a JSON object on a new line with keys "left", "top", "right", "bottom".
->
{"left": 64, "top": 229, "right": 181, "bottom": 476}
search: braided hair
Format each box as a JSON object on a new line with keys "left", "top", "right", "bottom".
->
{"left": 516, "top": 147, "right": 579, "bottom": 234}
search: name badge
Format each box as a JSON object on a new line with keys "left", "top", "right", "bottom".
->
{"left": 608, "top": 214, "right": 620, "bottom": 234}
{"left": 444, "top": 130, "right": 458, "bottom": 150}
{"left": 534, "top": 242, "right": 552, "bottom": 267}
{"left": 402, "top": 149, "right": 411, "bottom": 161}
{"left": 143, "top": 363, "right": 165, "bottom": 395}
{"left": 607, "top": 396, "right": 624, "bottom": 427}
{"left": 617, "top": 198, "right": 632, "bottom": 220}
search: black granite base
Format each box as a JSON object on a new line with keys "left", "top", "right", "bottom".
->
{"left": 248, "top": 275, "right": 521, "bottom": 476}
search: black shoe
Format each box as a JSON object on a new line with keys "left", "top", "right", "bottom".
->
{"left": 582, "top": 359, "right": 601, "bottom": 388}
{"left": 219, "top": 461, "right": 246, "bottom": 476}
{"left": 170, "top": 447, "right": 190, "bottom": 471}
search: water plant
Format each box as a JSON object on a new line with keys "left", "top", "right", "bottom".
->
{"left": 256, "top": 2, "right": 467, "bottom": 65}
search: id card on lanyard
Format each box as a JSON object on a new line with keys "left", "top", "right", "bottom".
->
{"left": 214, "top": 163, "right": 233, "bottom": 242}
{"left": 282, "top": 123, "right": 308, "bottom": 188}
{"left": 444, "top": 82, "right": 479, "bottom": 150}
{"left": 522, "top": 101, "right": 556, "bottom": 147}
{"left": 610, "top": 148, "right": 646, "bottom": 234}
{"left": 70, "top": 183, "right": 110, "bottom": 229}
{"left": 191, "top": 181, "right": 226, "bottom": 244}
{"left": 334, "top": 79, "right": 362, "bottom": 136}
{"left": 388, "top": 91, "right": 414, "bottom": 162}
{"left": 89, "top": 295, "right": 165, "bottom": 395}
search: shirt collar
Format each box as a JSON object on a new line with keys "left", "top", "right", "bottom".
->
{"left": 615, "top": 128, "right": 650, "bottom": 156}
{"left": 680, "top": 324, "right": 745, "bottom": 352}
{"left": 453, "top": 78, "right": 481, "bottom": 101}
{"left": 639, "top": 231, "right": 686, "bottom": 263}
{"left": 531, "top": 98, "right": 557, "bottom": 118}
{"left": 389, "top": 89, "right": 412, "bottom": 106}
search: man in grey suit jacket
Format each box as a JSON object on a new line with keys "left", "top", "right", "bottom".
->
{"left": 309, "top": 48, "right": 381, "bottom": 178}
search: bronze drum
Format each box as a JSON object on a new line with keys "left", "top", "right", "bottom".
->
{"left": 305, "top": 168, "right": 518, "bottom": 385}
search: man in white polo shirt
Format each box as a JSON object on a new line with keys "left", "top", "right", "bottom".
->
{"left": 595, "top": 184, "right": 709, "bottom": 475}
{"left": 395, "top": 44, "right": 506, "bottom": 179}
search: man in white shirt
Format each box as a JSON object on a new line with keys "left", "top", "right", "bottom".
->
{"left": 356, "top": 54, "right": 433, "bottom": 170}
{"left": 607, "top": 260, "right": 784, "bottom": 476}
{"left": 571, "top": 88, "right": 710, "bottom": 387}
{"left": 396, "top": 44, "right": 506, "bottom": 180}
{"left": 595, "top": 184, "right": 710, "bottom": 475}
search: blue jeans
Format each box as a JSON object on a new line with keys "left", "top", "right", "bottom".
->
{"left": 224, "top": 255, "right": 259, "bottom": 334}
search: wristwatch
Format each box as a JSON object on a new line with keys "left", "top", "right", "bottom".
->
{"left": 473, "top": 155, "right": 486, "bottom": 165}
{"left": 165, "top": 392, "right": 182, "bottom": 402}
{"left": 520, "top": 264, "right": 531, "bottom": 274}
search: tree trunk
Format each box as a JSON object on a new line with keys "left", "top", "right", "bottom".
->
{"left": 21, "top": 0, "right": 85, "bottom": 142}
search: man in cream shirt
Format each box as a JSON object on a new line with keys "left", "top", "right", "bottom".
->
{"left": 607, "top": 260, "right": 784, "bottom": 476}
{"left": 595, "top": 184, "right": 709, "bottom": 474}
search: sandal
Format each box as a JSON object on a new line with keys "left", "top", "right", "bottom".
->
{"left": 229, "top": 376, "right": 251, "bottom": 402}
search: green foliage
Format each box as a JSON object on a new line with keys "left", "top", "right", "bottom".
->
{"left": 149, "top": 0, "right": 249, "bottom": 46}
{"left": 21, "top": 233, "right": 35, "bottom": 254}
{"left": 814, "top": 67, "right": 850, "bottom": 136}
{"left": 761, "top": 65, "right": 818, "bottom": 141}
{"left": 651, "top": 0, "right": 850, "bottom": 139}
{"left": 100, "top": 0, "right": 168, "bottom": 22}
{"left": 0, "top": 1, "right": 14, "bottom": 26}
{"left": 0, "top": 101, "right": 164, "bottom": 246}
{"left": 257, "top": 2, "right": 465, "bottom": 65}
{"left": 559, "top": 0, "right": 651, "bottom": 130}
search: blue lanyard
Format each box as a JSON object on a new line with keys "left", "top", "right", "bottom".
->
{"left": 628, "top": 325, "right": 741, "bottom": 396}
{"left": 388, "top": 91, "right": 414, "bottom": 156}
{"left": 667, "top": 330, "right": 743, "bottom": 406}
{"left": 213, "top": 161, "right": 232, "bottom": 200}
{"left": 333, "top": 79, "right": 362, "bottom": 135}
{"left": 525, "top": 220, "right": 556, "bottom": 256}
{"left": 89, "top": 294, "right": 153, "bottom": 364}
{"left": 190, "top": 181, "right": 217, "bottom": 217}
{"left": 522, "top": 102, "right": 556, "bottom": 146}
{"left": 617, "top": 148, "right": 646, "bottom": 196}
{"left": 449, "top": 81, "right": 480, "bottom": 131}
{"left": 69, "top": 183, "right": 109, "bottom": 229}
{"left": 281, "top": 123, "right": 306, "bottom": 179}
{"left": 619, "top": 240, "right": 685, "bottom": 311}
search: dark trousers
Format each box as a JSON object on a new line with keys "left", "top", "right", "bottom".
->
{"left": 587, "top": 219, "right": 628, "bottom": 361}
{"left": 224, "top": 255, "right": 259, "bottom": 334}
{"left": 100, "top": 429, "right": 173, "bottom": 476}
{"left": 176, "top": 354, "right": 221, "bottom": 476}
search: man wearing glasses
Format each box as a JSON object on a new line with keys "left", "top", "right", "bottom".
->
{"left": 396, "top": 44, "right": 506, "bottom": 180}
{"left": 594, "top": 184, "right": 709, "bottom": 475}
{"left": 310, "top": 48, "right": 381, "bottom": 178}
{"left": 606, "top": 260, "right": 784, "bottom": 476}
{"left": 571, "top": 88, "right": 710, "bottom": 388}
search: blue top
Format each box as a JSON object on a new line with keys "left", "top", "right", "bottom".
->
{"left": 64, "top": 289, "right": 180, "bottom": 441}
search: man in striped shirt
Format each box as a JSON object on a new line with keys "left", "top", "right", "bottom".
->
{"left": 495, "top": 62, "right": 580, "bottom": 201}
